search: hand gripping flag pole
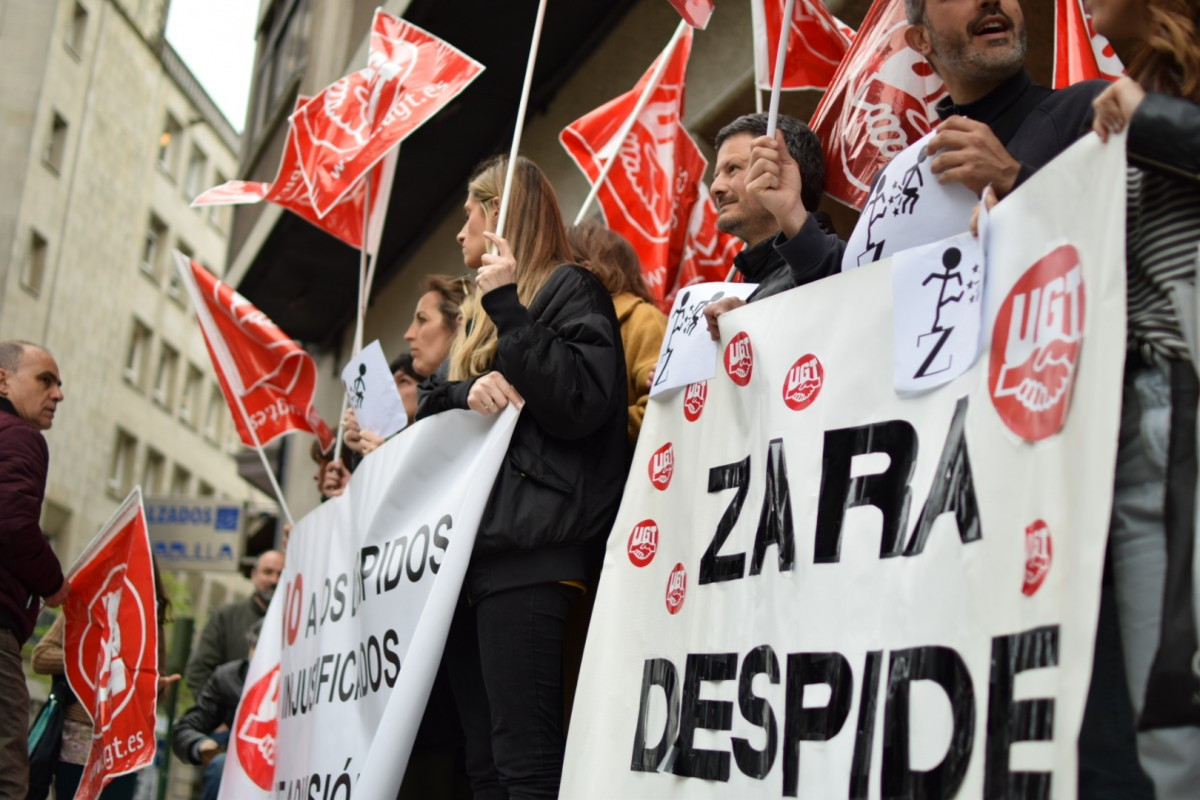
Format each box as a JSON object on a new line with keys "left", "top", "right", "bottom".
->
{"left": 765, "top": 0, "right": 797, "bottom": 137}
{"left": 572, "top": 19, "right": 690, "bottom": 226}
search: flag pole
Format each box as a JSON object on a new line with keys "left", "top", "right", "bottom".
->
{"left": 494, "top": 0, "right": 549, "bottom": 240}
{"left": 229, "top": 388, "right": 296, "bottom": 528}
{"left": 333, "top": 169, "right": 375, "bottom": 464}
{"left": 573, "top": 19, "right": 689, "bottom": 226}
{"left": 766, "top": 0, "right": 796, "bottom": 137}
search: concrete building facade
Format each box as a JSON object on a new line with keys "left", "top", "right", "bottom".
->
{"left": 0, "top": 0, "right": 269, "bottom": 583}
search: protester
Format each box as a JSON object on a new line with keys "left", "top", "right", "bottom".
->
{"left": 418, "top": 154, "right": 626, "bottom": 798}
{"left": 173, "top": 621, "right": 262, "bottom": 800}
{"left": 1085, "top": 1, "right": 1200, "bottom": 796}
{"left": 184, "top": 550, "right": 282, "bottom": 693}
{"left": 31, "top": 562, "right": 178, "bottom": 800}
{"left": 407, "top": 273, "right": 469, "bottom": 380}
{"left": 0, "top": 339, "right": 68, "bottom": 799}
{"left": 342, "top": 353, "right": 427, "bottom": 459}
{"left": 701, "top": 113, "right": 840, "bottom": 338}
{"left": 568, "top": 222, "right": 665, "bottom": 446}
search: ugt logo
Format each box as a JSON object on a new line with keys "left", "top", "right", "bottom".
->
{"left": 989, "top": 245, "right": 1085, "bottom": 441}
{"left": 724, "top": 332, "right": 754, "bottom": 386}
{"left": 783, "top": 354, "right": 824, "bottom": 411}
{"left": 682, "top": 381, "right": 707, "bottom": 422}
{"left": 1023, "top": 520, "right": 1053, "bottom": 597}
{"left": 627, "top": 520, "right": 660, "bottom": 568}
{"left": 235, "top": 665, "right": 281, "bottom": 790}
{"left": 665, "top": 563, "right": 687, "bottom": 615}
{"left": 76, "top": 568, "right": 148, "bottom": 732}
{"left": 648, "top": 443, "right": 674, "bottom": 491}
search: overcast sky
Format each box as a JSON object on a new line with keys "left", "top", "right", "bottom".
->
{"left": 164, "top": 0, "right": 259, "bottom": 131}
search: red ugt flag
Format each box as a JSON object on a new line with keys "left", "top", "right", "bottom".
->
{"left": 666, "top": 0, "right": 715, "bottom": 29}
{"left": 1053, "top": 0, "right": 1124, "bottom": 88}
{"left": 291, "top": 10, "right": 485, "bottom": 218}
{"left": 562, "top": 28, "right": 707, "bottom": 309}
{"left": 809, "top": 0, "right": 946, "bottom": 208}
{"left": 174, "top": 254, "right": 335, "bottom": 451}
{"left": 193, "top": 97, "right": 396, "bottom": 254}
{"left": 63, "top": 489, "right": 157, "bottom": 800}
{"left": 752, "top": 0, "right": 856, "bottom": 91}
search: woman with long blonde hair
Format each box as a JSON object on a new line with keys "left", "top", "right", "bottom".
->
{"left": 418, "top": 155, "right": 627, "bottom": 798}
{"left": 1088, "top": 1, "right": 1200, "bottom": 796}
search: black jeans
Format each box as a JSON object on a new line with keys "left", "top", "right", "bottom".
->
{"left": 446, "top": 583, "right": 575, "bottom": 800}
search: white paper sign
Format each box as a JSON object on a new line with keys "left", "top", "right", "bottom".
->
{"left": 892, "top": 232, "right": 985, "bottom": 394}
{"left": 341, "top": 339, "right": 408, "bottom": 439}
{"left": 843, "top": 130, "right": 979, "bottom": 272}
{"left": 650, "top": 282, "right": 759, "bottom": 397}
{"left": 222, "top": 407, "right": 520, "bottom": 800}
{"left": 562, "top": 133, "right": 1127, "bottom": 798}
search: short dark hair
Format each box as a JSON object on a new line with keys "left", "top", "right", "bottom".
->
{"left": 905, "top": 0, "right": 924, "bottom": 25}
{"left": 246, "top": 619, "right": 263, "bottom": 647}
{"left": 389, "top": 352, "right": 424, "bottom": 381}
{"left": 714, "top": 113, "right": 826, "bottom": 213}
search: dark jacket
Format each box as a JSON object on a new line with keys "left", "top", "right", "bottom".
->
{"left": 184, "top": 594, "right": 265, "bottom": 693}
{"left": 419, "top": 265, "right": 627, "bottom": 600}
{"left": 0, "top": 396, "right": 64, "bottom": 642}
{"left": 172, "top": 658, "right": 247, "bottom": 764}
{"left": 1129, "top": 92, "right": 1200, "bottom": 183}
{"left": 935, "top": 69, "right": 1107, "bottom": 190}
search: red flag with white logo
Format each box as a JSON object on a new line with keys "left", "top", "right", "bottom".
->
{"left": 63, "top": 489, "right": 157, "bottom": 800}
{"left": 671, "top": 183, "right": 745, "bottom": 306}
{"left": 174, "top": 254, "right": 335, "bottom": 451}
{"left": 809, "top": 0, "right": 946, "bottom": 209}
{"left": 290, "top": 10, "right": 485, "bottom": 218}
{"left": 193, "top": 97, "right": 397, "bottom": 254}
{"left": 751, "top": 0, "right": 856, "bottom": 91}
{"left": 561, "top": 29, "right": 706, "bottom": 310}
{"left": 1053, "top": 0, "right": 1123, "bottom": 88}
{"left": 666, "top": 0, "right": 715, "bottom": 29}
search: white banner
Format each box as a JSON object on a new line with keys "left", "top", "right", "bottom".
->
{"left": 221, "top": 407, "right": 519, "bottom": 799}
{"left": 562, "top": 133, "right": 1127, "bottom": 798}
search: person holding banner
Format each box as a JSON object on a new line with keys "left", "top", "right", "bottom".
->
{"left": 568, "top": 222, "right": 666, "bottom": 446}
{"left": 0, "top": 339, "right": 67, "bottom": 799}
{"left": 419, "top": 155, "right": 626, "bottom": 798}
{"left": 1086, "top": 1, "right": 1200, "bottom": 796}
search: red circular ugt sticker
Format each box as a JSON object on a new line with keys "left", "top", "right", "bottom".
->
{"left": 648, "top": 443, "right": 674, "bottom": 491}
{"left": 1023, "top": 520, "right": 1053, "bottom": 597}
{"left": 627, "top": 520, "right": 659, "bottom": 568}
{"left": 782, "top": 354, "right": 824, "bottom": 411}
{"left": 724, "top": 332, "right": 753, "bottom": 386}
{"left": 988, "top": 245, "right": 1085, "bottom": 442}
{"left": 665, "top": 563, "right": 687, "bottom": 614}
{"left": 682, "top": 381, "right": 708, "bottom": 422}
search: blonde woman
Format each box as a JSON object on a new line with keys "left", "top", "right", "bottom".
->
{"left": 418, "top": 155, "right": 627, "bottom": 798}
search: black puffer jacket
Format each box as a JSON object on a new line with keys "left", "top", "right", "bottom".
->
{"left": 419, "top": 264, "right": 627, "bottom": 599}
{"left": 172, "top": 658, "right": 247, "bottom": 764}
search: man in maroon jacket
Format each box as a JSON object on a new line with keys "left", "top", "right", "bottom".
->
{"left": 0, "top": 339, "right": 68, "bottom": 798}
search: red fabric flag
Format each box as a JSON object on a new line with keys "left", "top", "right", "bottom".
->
{"left": 809, "top": 0, "right": 946, "bottom": 209}
{"left": 291, "top": 10, "right": 485, "bottom": 218}
{"left": 175, "top": 254, "right": 335, "bottom": 451}
{"left": 63, "top": 490, "right": 157, "bottom": 800}
{"left": 562, "top": 29, "right": 706, "bottom": 310}
{"left": 752, "top": 0, "right": 856, "bottom": 91}
{"left": 193, "top": 98, "right": 395, "bottom": 253}
{"left": 671, "top": 182, "right": 745, "bottom": 306}
{"left": 666, "top": 0, "right": 715, "bottom": 29}
{"left": 1053, "top": 0, "right": 1124, "bottom": 88}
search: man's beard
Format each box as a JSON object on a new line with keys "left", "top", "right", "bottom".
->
{"left": 256, "top": 585, "right": 275, "bottom": 604}
{"left": 931, "top": 15, "right": 1027, "bottom": 86}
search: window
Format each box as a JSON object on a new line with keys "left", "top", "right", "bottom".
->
{"left": 108, "top": 429, "right": 137, "bottom": 495}
{"left": 197, "top": 480, "right": 215, "bottom": 497}
{"left": 153, "top": 343, "right": 179, "bottom": 407}
{"left": 180, "top": 364, "right": 203, "bottom": 424}
{"left": 204, "top": 384, "right": 225, "bottom": 442}
{"left": 66, "top": 2, "right": 88, "bottom": 56}
{"left": 158, "top": 114, "right": 182, "bottom": 176}
{"left": 185, "top": 146, "right": 207, "bottom": 201}
{"left": 249, "top": 0, "right": 312, "bottom": 141}
{"left": 44, "top": 113, "right": 68, "bottom": 173}
{"left": 168, "top": 240, "right": 192, "bottom": 299}
{"left": 170, "top": 465, "right": 191, "bottom": 496}
{"left": 142, "top": 448, "right": 165, "bottom": 495}
{"left": 123, "top": 319, "right": 152, "bottom": 387}
{"left": 23, "top": 231, "right": 48, "bottom": 294}
{"left": 140, "top": 214, "right": 167, "bottom": 279}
